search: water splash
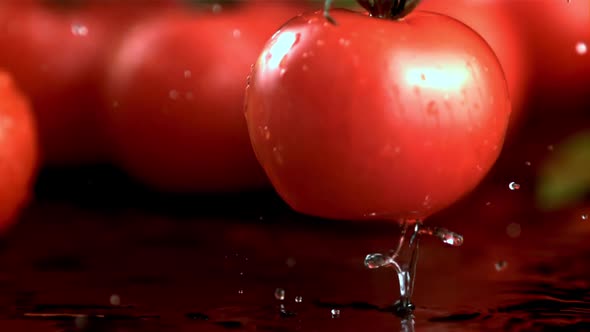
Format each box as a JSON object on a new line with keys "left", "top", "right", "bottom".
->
{"left": 364, "top": 220, "right": 463, "bottom": 318}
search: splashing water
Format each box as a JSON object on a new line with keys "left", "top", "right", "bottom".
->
{"left": 274, "top": 288, "right": 285, "bottom": 301}
{"left": 509, "top": 182, "right": 520, "bottom": 190}
{"left": 364, "top": 220, "right": 463, "bottom": 318}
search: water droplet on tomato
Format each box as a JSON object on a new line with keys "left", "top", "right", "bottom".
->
{"left": 338, "top": 38, "right": 350, "bottom": 47}
{"left": 316, "top": 39, "right": 325, "bottom": 47}
{"left": 495, "top": 261, "right": 508, "bottom": 271}
{"left": 582, "top": 214, "right": 588, "bottom": 221}
{"left": 508, "top": 182, "right": 520, "bottom": 190}
{"left": 547, "top": 145, "right": 555, "bottom": 151}
{"left": 232, "top": 29, "right": 241, "bottom": 39}
{"left": 274, "top": 288, "right": 285, "bottom": 301}
{"left": 525, "top": 161, "right": 531, "bottom": 166}
{"left": 331, "top": 309, "right": 341, "bottom": 318}
{"left": 169, "top": 89, "right": 179, "bottom": 100}
{"left": 183, "top": 70, "right": 192, "bottom": 79}
{"left": 71, "top": 23, "right": 88, "bottom": 37}
{"left": 238, "top": 289, "right": 244, "bottom": 294}
{"left": 279, "top": 68, "right": 287, "bottom": 77}
{"left": 294, "top": 296, "right": 303, "bottom": 303}
{"left": 576, "top": 42, "right": 587, "bottom": 55}
{"left": 506, "top": 223, "right": 521, "bottom": 238}
{"left": 302, "top": 64, "right": 309, "bottom": 71}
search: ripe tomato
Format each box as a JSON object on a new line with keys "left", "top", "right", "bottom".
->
{"left": 420, "top": 0, "right": 530, "bottom": 137}
{"left": 102, "top": 4, "right": 306, "bottom": 192}
{"left": 0, "top": 71, "right": 39, "bottom": 233}
{"left": 0, "top": 1, "right": 176, "bottom": 165}
{"left": 245, "top": 9, "right": 511, "bottom": 221}
{"left": 511, "top": 1, "right": 590, "bottom": 111}
{"left": 0, "top": 3, "right": 109, "bottom": 165}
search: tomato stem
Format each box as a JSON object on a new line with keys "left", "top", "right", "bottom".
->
{"left": 356, "top": 0, "right": 422, "bottom": 19}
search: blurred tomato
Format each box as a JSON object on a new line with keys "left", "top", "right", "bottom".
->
{"left": 511, "top": 1, "right": 590, "bottom": 108}
{"left": 102, "top": 4, "right": 306, "bottom": 192}
{"left": 0, "top": 2, "right": 108, "bottom": 165}
{"left": 0, "top": 1, "right": 177, "bottom": 166}
{"left": 420, "top": 0, "right": 530, "bottom": 138}
{"left": 0, "top": 71, "right": 38, "bottom": 233}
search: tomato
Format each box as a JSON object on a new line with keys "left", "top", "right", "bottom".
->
{"left": 102, "top": 4, "right": 306, "bottom": 192}
{"left": 245, "top": 9, "right": 511, "bottom": 221}
{"left": 511, "top": 1, "right": 590, "bottom": 111}
{"left": 420, "top": 0, "right": 530, "bottom": 137}
{"left": 0, "top": 3, "right": 109, "bottom": 165}
{"left": 0, "top": 2, "right": 176, "bottom": 165}
{"left": 0, "top": 71, "right": 39, "bottom": 233}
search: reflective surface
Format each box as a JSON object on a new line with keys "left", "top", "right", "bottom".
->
{"left": 1, "top": 136, "right": 589, "bottom": 331}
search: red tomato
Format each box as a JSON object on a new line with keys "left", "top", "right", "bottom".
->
{"left": 0, "top": 3, "right": 109, "bottom": 165}
{"left": 0, "top": 2, "right": 176, "bottom": 165}
{"left": 102, "top": 4, "right": 306, "bottom": 192}
{"left": 0, "top": 71, "right": 39, "bottom": 233}
{"left": 420, "top": 0, "right": 530, "bottom": 137}
{"left": 512, "top": 1, "right": 590, "bottom": 108}
{"left": 245, "top": 9, "right": 511, "bottom": 221}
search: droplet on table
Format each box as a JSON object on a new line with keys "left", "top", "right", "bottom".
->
{"left": 331, "top": 309, "right": 341, "bottom": 318}
{"left": 495, "top": 260, "right": 508, "bottom": 271}
{"left": 274, "top": 288, "right": 285, "bottom": 301}
{"left": 110, "top": 294, "right": 121, "bottom": 306}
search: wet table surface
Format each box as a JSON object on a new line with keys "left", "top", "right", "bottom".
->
{"left": 1, "top": 109, "right": 590, "bottom": 332}
{"left": 0, "top": 166, "right": 588, "bottom": 332}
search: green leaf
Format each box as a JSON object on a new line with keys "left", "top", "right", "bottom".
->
{"left": 537, "top": 131, "right": 590, "bottom": 210}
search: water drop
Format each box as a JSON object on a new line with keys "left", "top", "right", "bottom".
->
{"left": 109, "top": 294, "right": 120, "bottom": 306}
{"left": 508, "top": 182, "right": 520, "bottom": 190}
{"left": 286, "top": 257, "right": 296, "bottom": 268}
{"left": 169, "top": 89, "right": 179, "bottom": 100}
{"left": 364, "top": 253, "right": 389, "bottom": 269}
{"left": 316, "top": 39, "right": 325, "bottom": 46}
{"left": 547, "top": 145, "right": 554, "bottom": 151}
{"left": 419, "top": 227, "right": 463, "bottom": 246}
{"left": 294, "top": 296, "right": 303, "bottom": 303}
{"left": 71, "top": 23, "right": 88, "bottom": 36}
{"left": 576, "top": 42, "right": 587, "bottom": 55}
{"left": 279, "top": 68, "right": 287, "bottom": 77}
{"left": 212, "top": 4, "right": 222, "bottom": 13}
{"left": 232, "top": 29, "right": 241, "bottom": 39}
{"left": 238, "top": 289, "right": 244, "bottom": 294}
{"left": 506, "top": 223, "right": 521, "bottom": 238}
{"left": 486, "top": 201, "right": 492, "bottom": 206}
{"left": 582, "top": 214, "right": 588, "bottom": 221}
{"left": 302, "top": 64, "right": 309, "bottom": 71}
{"left": 183, "top": 70, "right": 192, "bottom": 79}
{"left": 75, "top": 315, "right": 88, "bottom": 329}
{"left": 330, "top": 309, "right": 341, "bottom": 318}
{"left": 525, "top": 161, "right": 531, "bottom": 166}
{"left": 338, "top": 38, "right": 350, "bottom": 47}
{"left": 274, "top": 288, "right": 285, "bottom": 301}
{"left": 495, "top": 260, "right": 508, "bottom": 271}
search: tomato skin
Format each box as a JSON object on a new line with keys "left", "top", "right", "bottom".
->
{"left": 0, "top": 3, "right": 110, "bottom": 165}
{"left": 420, "top": 0, "right": 529, "bottom": 136}
{"left": 245, "top": 9, "right": 511, "bottom": 221}
{"left": 0, "top": 71, "right": 39, "bottom": 233}
{"left": 103, "top": 4, "right": 305, "bottom": 192}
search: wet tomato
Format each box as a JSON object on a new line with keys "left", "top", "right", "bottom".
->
{"left": 0, "top": 71, "right": 39, "bottom": 233}
{"left": 245, "top": 9, "right": 511, "bottom": 221}
{"left": 102, "top": 4, "right": 306, "bottom": 192}
{"left": 420, "top": 0, "right": 529, "bottom": 137}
